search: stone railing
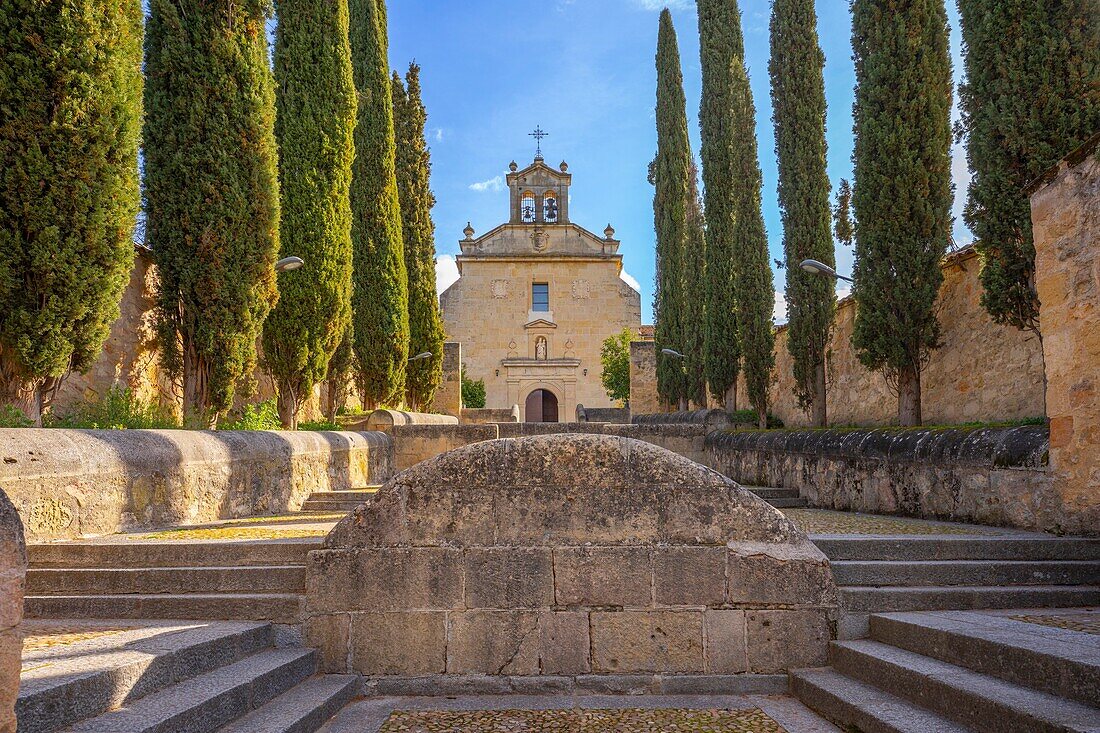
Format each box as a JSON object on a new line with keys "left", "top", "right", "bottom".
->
{"left": 633, "top": 409, "right": 731, "bottom": 431}
{"left": 705, "top": 426, "right": 1074, "bottom": 534}
{"left": 460, "top": 406, "right": 520, "bottom": 424}
{"left": 362, "top": 410, "right": 458, "bottom": 433}
{"left": 0, "top": 429, "right": 394, "bottom": 542}
{"left": 575, "top": 405, "right": 630, "bottom": 424}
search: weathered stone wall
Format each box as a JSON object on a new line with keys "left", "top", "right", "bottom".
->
{"left": 705, "top": 426, "right": 1077, "bottom": 534}
{"left": 364, "top": 410, "right": 458, "bottom": 434}
{"left": 1032, "top": 141, "right": 1099, "bottom": 539}
{"left": 305, "top": 435, "right": 837, "bottom": 693}
{"left": 633, "top": 409, "right": 731, "bottom": 432}
{"left": 0, "top": 492, "right": 25, "bottom": 733}
{"left": 429, "top": 342, "right": 462, "bottom": 418}
{"left": 392, "top": 424, "right": 499, "bottom": 472}
{"left": 461, "top": 406, "right": 520, "bottom": 424}
{"left": 629, "top": 341, "right": 659, "bottom": 416}
{"left": 0, "top": 429, "right": 393, "bottom": 542}
{"left": 492, "top": 423, "right": 709, "bottom": 465}
{"left": 575, "top": 405, "right": 630, "bottom": 423}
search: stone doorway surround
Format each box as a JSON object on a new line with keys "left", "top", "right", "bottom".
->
{"left": 501, "top": 357, "right": 579, "bottom": 421}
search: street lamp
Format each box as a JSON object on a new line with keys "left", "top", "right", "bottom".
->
{"left": 799, "top": 259, "right": 852, "bottom": 283}
{"left": 661, "top": 348, "right": 685, "bottom": 359}
{"left": 409, "top": 352, "right": 433, "bottom": 363}
{"left": 275, "top": 256, "right": 304, "bottom": 272}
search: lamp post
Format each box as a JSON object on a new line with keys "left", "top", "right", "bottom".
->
{"left": 408, "top": 352, "right": 433, "bottom": 363}
{"left": 275, "top": 256, "right": 304, "bottom": 273}
{"left": 661, "top": 348, "right": 685, "bottom": 359}
{"left": 799, "top": 258, "right": 853, "bottom": 283}
{"left": 660, "top": 349, "right": 689, "bottom": 411}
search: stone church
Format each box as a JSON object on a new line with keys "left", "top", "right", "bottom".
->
{"left": 440, "top": 151, "right": 642, "bottom": 422}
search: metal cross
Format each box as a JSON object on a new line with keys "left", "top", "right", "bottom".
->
{"left": 529, "top": 126, "right": 548, "bottom": 158}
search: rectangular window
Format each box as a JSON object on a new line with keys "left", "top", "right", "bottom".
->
{"left": 532, "top": 283, "right": 549, "bottom": 312}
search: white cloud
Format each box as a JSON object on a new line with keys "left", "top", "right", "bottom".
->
{"left": 619, "top": 269, "right": 642, "bottom": 293}
{"left": 633, "top": 0, "right": 692, "bottom": 9}
{"left": 772, "top": 290, "right": 788, "bottom": 325}
{"left": 836, "top": 284, "right": 852, "bottom": 301}
{"left": 432, "top": 128, "right": 445, "bottom": 143}
{"left": 469, "top": 175, "right": 504, "bottom": 193}
{"left": 435, "top": 255, "right": 460, "bottom": 295}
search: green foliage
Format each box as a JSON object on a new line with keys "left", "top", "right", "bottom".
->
{"left": 958, "top": 0, "right": 1100, "bottom": 334}
{"left": 145, "top": 0, "right": 281, "bottom": 426}
{"left": 599, "top": 329, "right": 635, "bottom": 405}
{"left": 263, "top": 0, "right": 357, "bottom": 428}
{"left": 349, "top": 0, "right": 409, "bottom": 408}
{"left": 219, "top": 399, "right": 281, "bottom": 431}
{"left": 393, "top": 64, "right": 446, "bottom": 411}
{"left": 460, "top": 364, "right": 486, "bottom": 409}
{"left": 0, "top": 405, "right": 32, "bottom": 428}
{"left": 850, "top": 0, "right": 953, "bottom": 420}
{"left": 682, "top": 164, "right": 708, "bottom": 408}
{"left": 0, "top": 0, "right": 142, "bottom": 419}
{"left": 833, "top": 179, "right": 854, "bottom": 247}
{"left": 323, "top": 325, "right": 357, "bottom": 421}
{"left": 769, "top": 0, "right": 834, "bottom": 422}
{"left": 651, "top": 9, "right": 692, "bottom": 408}
{"left": 728, "top": 408, "right": 784, "bottom": 429}
{"left": 697, "top": 0, "right": 743, "bottom": 407}
{"left": 299, "top": 419, "right": 342, "bottom": 431}
{"left": 47, "top": 388, "right": 179, "bottom": 430}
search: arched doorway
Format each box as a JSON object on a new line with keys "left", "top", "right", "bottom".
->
{"left": 525, "top": 389, "right": 559, "bottom": 423}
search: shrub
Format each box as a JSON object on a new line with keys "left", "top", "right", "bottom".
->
{"left": 600, "top": 329, "right": 634, "bottom": 405}
{"left": 460, "top": 365, "right": 486, "bottom": 409}
{"left": 299, "top": 419, "right": 342, "bottom": 431}
{"left": 219, "top": 400, "right": 281, "bottom": 431}
{"left": 46, "top": 388, "right": 178, "bottom": 430}
{"left": 0, "top": 405, "right": 32, "bottom": 428}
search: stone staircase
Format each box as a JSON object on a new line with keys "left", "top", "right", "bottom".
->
{"left": 19, "top": 620, "right": 356, "bottom": 733}
{"left": 744, "top": 485, "right": 809, "bottom": 509}
{"left": 791, "top": 609, "right": 1100, "bottom": 732}
{"left": 24, "top": 540, "right": 320, "bottom": 623}
{"left": 300, "top": 486, "right": 379, "bottom": 513}
{"left": 814, "top": 535, "right": 1100, "bottom": 638}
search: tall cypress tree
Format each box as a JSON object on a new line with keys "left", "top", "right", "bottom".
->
{"left": 263, "top": 0, "right": 356, "bottom": 429}
{"left": 393, "top": 64, "right": 445, "bottom": 412}
{"left": 682, "top": 160, "right": 708, "bottom": 408}
{"left": 145, "top": 0, "right": 280, "bottom": 427}
{"left": 349, "top": 0, "right": 408, "bottom": 409}
{"left": 769, "top": 0, "right": 834, "bottom": 426}
{"left": 698, "top": 0, "right": 741, "bottom": 412}
{"left": 0, "top": 0, "right": 143, "bottom": 424}
{"left": 651, "top": 9, "right": 692, "bottom": 410}
{"left": 851, "top": 0, "right": 953, "bottom": 426}
{"left": 959, "top": 0, "right": 1100, "bottom": 336}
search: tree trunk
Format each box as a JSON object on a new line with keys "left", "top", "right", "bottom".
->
{"left": 277, "top": 385, "right": 299, "bottom": 430}
{"left": 897, "top": 364, "right": 922, "bottom": 427}
{"left": 812, "top": 360, "right": 827, "bottom": 427}
{"left": 182, "top": 343, "right": 216, "bottom": 429}
{"left": 757, "top": 407, "right": 767, "bottom": 430}
{"left": 678, "top": 396, "right": 688, "bottom": 412}
{"left": 723, "top": 382, "right": 737, "bottom": 413}
{"left": 323, "top": 378, "right": 348, "bottom": 423}
{"left": 0, "top": 355, "right": 44, "bottom": 425}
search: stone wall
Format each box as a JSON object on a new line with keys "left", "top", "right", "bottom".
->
{"left": 493, "top": 423, "right": 709, "bottom": 465}
{"left": 461, "top": 407, "right": 520, "bottom": 424}
{"left": 0, "top": 492, "right": 25, "bottom": 733}
{"left": 364, "top": 410, "right": 458, "bottom": 434}
{"left": 0, "top": 429, "right": 393, "bottom": 542}
{"left": 1031, "top": 139, "right": 1100, "bottom": 536}
{"left": 705, "top": 426, "right": 1078, "bottom": 534}
{"left": 629, "top": 341, "right": 659, "bottom": 416}
{"left": 575, "top": 405, "right": 630, "bottom": 423}
{"left": 305, "top": 435, "right": 837, "bottom": 694}
{"left": 392, "top": 424, "right": 500, "bottom": 472}
{"left": 429, "top": 342, "right": 462, "bottom": 418}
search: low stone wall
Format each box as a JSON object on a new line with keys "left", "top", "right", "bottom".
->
{"left": 305, "top": 435, "right": 837, "bottom": 693}
{"left": 0, "top": 429, "right": 394, "bottom": 542}
{"left": 576, "top": 405, "right": 630, "bottom": 424}
{"left": 461, "top": 406, "right": 520, "bottom": 425}
{"left": 0, "top": 492, "right": 25, "bottom": 733}
{"left": 633, "top": 409, "right": 731, "bottom": 431}
{"left": 392, "top": 424, "right": 499, "bottom": 472}
{"left": 705, "top": 426, "right": 1079, "bottom": 534}
{"left": 492, "top": 424, "right": 708, "bottom": 465}
{"left": 363, "top": 410, "right": 458, "bottom": 434}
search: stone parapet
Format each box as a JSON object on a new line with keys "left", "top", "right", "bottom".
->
{"left": 0, "top": 429, "right": 393, "bottom": 542}
{"left": 391, "top": 424, "right": 499, "bottom": 473}
{"left": 575, "top": 405, "right": 630, "bottom": 423}
{"left": 363, "top": 410, "right": 458, "bottom": 434}
{"left": 0, "top": 492, "right": 25, "bottom": 733}
{"left": 460, "top": 406, "right": 520, "bottom": 424}
{"left": 633, "top": 409, "right": 731, "bottom": 431}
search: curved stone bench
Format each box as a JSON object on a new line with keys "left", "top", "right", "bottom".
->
{"left": 305, "top": 433, "right": 838, "bottom": 693}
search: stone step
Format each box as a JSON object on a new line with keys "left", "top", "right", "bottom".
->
{"left": 303, "top": 490, "right": 377, "bottom": 502}
{"left": 833, "top": 560, "right": 1100, "bottom": 587}
{"left": 830, "top": 639, "right": 1100, "bottom": 733}
{"left": 19, "top": 621, "right": 274, "bottom": 733}
{"left": 30, "top": 541, "right": 321, "bottom": 569}
{"left": 813, "top": 536, "right": 1100, "bottom": 562}
{"left": 743, "top": 486, "right": 801, "bottom": 500}
{"left": 214, "top": 674, "right": 359, "bottom": 733}
{"left": 869, "top": 611, "right": 1100, "bottom": 707}
{"left": 27, "top": 566, "right": 306, "bottom": 596}
{"left": 790, "top": 667, "right": 969, "bottom": 733}
{"left": 25, "top": 593, "right": 305, "bottom": 624}
{"left": 299, "top": 501, "right": 361, "bottom": 513}
{"left": 839, "top": 585, "right": 1100, "bottom": 613}
{"left": 766, "top": 497, "right": 809, "bottom": 509}
{"left": 62, "top": 647, "right": 317, "bottom": 733}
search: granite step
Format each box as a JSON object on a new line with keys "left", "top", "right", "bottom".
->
{"left": 743, "top": 486, "right": 801, "bottom": 500}
{"left": 27, "top": 566, "right": 306, "bottom": 596}
{"left": 766, "top": 497, "right": 810, "bottom": 509}
{"left": 30, "top": 541, "right": 320, "bottom": 569}
{"left": 813, "top": 536, "right": 1100, "bottom": 562}
{"left": 213, "top": 674, "right": 358, "bottom": 733}
{"left": 60, "top": 647, "right": 317, "bottom": 733}
{"left": 25, "top": 593, "right": 305, "bottom": 624}
{"left": 302, "top": 490, "right": 377, "bottom": 502}
{"left": 869, "top": 611, "right": 1100, "bottom": 707}
{"left": 299, "top": 501, "right": 362, "bottom": 513}
{"left": 832, "top": 560, "right": 1100, "bottom": 587}
{"left": 19, "top": 621, "right": 274, "bottom": 733}
{"left": 830, "top": 639, "right": 1100, "bottom": 733}
{"left": 839, "top": 585, "right": 1100, "bottom": 613}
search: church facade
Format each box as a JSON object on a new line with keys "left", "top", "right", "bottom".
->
{"left": 440, "top": 153, "right": 642, "bottom": 422}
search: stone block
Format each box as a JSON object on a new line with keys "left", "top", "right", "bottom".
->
{"left": 590, "top": 610, "right": 703, "bottom": 674}
{"left": 351, "top": 612, "right": 446, "bottom": 676}
{"left": 554, "top": 547, "right": 651, "bottom": 607}
{"left": 704, "top": 609, "right": 747, "bottom": 674}
{"left": 654, "top": 547, "right": 725, "bottom": 607}
{"left": 307, "top": 548, "right": 462, "bottom": 613}
{"left": 448, "top": 610, "right": 540, "bottom": 675}
{"left": 304, "top": 613, "right": 350, "bottom": 673}
{"left": 464, "top": 548, "right": 553, "bottom": 609}
{"left": 745, "top": 609, "right": 831, "bottom": 673}
{"left": 726, "top": 548, "right": 834, "bottom": 606}
{"left": 538, "top": 610, "right": 590, "bottom": 675}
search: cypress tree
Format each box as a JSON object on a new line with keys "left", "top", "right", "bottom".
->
{"left": 959, "top": 0, "right": 1100, "bottom": 335}
{"left": 769, "top": 0, "right": 834, "bottom": 426}
{"left": 697, "top": 0, "right": 741, "bottom": 412}
{"left": 851, "top": 0, "right": 953, "bottom": 426}
{"left": 0, "top": 0, "right": 143, "bottom": 423}
{"left": 145, "top": 0, "right": 280, "bottom": 427}
{"left": 349, "top": 0, "right": 408, "bottom": 409}
{"left": 263, "top": 0, "right": 357, "bottom": 429}
{"left": 651, "top": 9, "right": 692, "bottom": 410}
{"left": 682, "top": 161, "right": 708, "bottom": 408}
{"left": 833, "top": 179, "right": 854, "bottom": 247}
{"left": 323, "top": 325, "right": 355, "bottom": 422}
{"left": 393, "top": 64, "right": 445, "bottom": 412}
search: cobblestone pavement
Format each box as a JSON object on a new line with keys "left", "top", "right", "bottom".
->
{"left": 21, "top": 624, "right": 137, "bottom": 654}
{"left": 1009, "top": 610, "right": 1100, "bottom": 635}
{"left": 379, "top": 708, "right": 787, "bottom": 732}
{"left": 783, "top": 508, "right": 1002, "bottom": 536}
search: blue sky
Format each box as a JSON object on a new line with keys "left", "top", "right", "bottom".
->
{"left": 388, "top": 0, "right": 971, "bottom": 324}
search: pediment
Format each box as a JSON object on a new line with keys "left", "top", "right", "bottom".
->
{"left": 524, "top": 318, "right": 557, "bottom": 329}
